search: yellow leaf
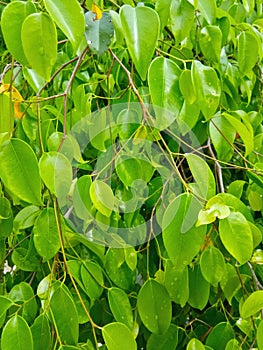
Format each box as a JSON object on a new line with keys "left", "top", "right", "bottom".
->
{"left": 0, "top": 84, "right": 24, "bottom": 119}
{"left": 92, "top": 3, "right": 102, "bottom": 20}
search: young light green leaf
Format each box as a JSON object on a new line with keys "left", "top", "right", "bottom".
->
{"left": 108, "top": 287, "right": 133, "bottom": 330}
{"left": 1, "top": 1, "right": 36, "bottom": 66}
{"left": 39, "top": 151, "right": 72, "bottom": 201}
{"left": 137, "top": 279, "right": 172, "bottom": 334}
{"left": 197, "top": 0, "right": 217, "bottom": 24}
{"left": 257, "top": 319, "right": 263, "bottom": 350}
{"left": 241, "top": 290, "right": 263, "bottom": 318}
{"left": 90, "top": 180, "right": 114, "bottom": 217}
{"left": 237, "top": 31, "right": 258, "bottom": 76}
{"left": 102, "top": 322, "right": 136, "bottom": 350}
{"left": 44, "top": 0, "right": 85, "bottom": 52}
{"left": 33, "top": 208, "right": 61, "bottom": 260}
{"left": 21, "top": 13, "right": 57, "bottom": 81}
{"left": 219, "top": 212, "right": 253, "bottom": 265}
{"left": 0, "top": 139, "right": 42, "bottom": 205}
{"left": 1, "top": 315, "right": 33, "bottom": 350}
{"left": 186, "top": 153, "right": 216, "bottom": 200}
{"left": 187, "top": 338, "right": 206, "bottom": 350}
{"left": 120, "top": 5, "right": 160, "bottom": 80}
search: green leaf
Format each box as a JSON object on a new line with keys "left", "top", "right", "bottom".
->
{"left": 137, "top": 279, "right": 172, "bottom": 334}
{"left": 44, "top": 0, "right": 85, "bottom": 52}
{"left": 31, "top": 314, "right": 51, "bottom": 350}
{"left": 205, "top": 322, "right": 234, "bottom": 350}
{"left": 85, "top": 12, "right": 114, "bottom": 55}
{"left": 257, "top": 319, "right": 263, "bottom": 350}
{"left": 200, "top": 25, "right": 222, "bottom": 63}
{"left": 209, "top": 115, "right": 236, "bottom": 162}
{"left": 191, "top": 60, "right": 221, "bottom": 120}
{"left": 237, "top": 31, "right": 259, "bottom": 76}
{"left": 197, "top": 0, "right": 217, "bottom": 24}
{"left": 225, "top": 339, "right": 240, "bottom": 350}
{"left": 197, "top": 197, "right": 231, "bottom": 226}
{"left": 147, "top": 324, "right": 178, "bottom": 350}
{"left": 21, "top": 13, "right": 57, "bottom": 81}
{"left": 163, "top": 193, "right": 206, "bottom": 268}
{"left": 148, "top": 57, "right": 182, "bottom": 129}
{"left": 39, "top": 151, "right": 72, "bottom": 202}
{"left": 0, "top": 139, "right": 42, "bottom": 205}
{"left": 72, "top": 175, "right": 93, "bottom": 220}
{"left": 179, "top": 69, "right": 196, "bottom": 104}
{"left": 170, "top": 0, "right": 195, "bottom": 42}
{"left": 0, "top": 296, "right": 13, "bottom": 329}
{"left": 187, "top": 338, "right": 206, "bottom": 350}
{"left": 9, "top": 282, "right": 38, "bottom": 324}
{"left": 186, "top": 153, "right": 216, "bottom": 200}
{"left": 241, "top": 290, "right": 263, "bottom": 318}
{"left": 120, "top": 5, "right": 160, "bottom": 80}
{"left": 164, "top": 261, "right": 189, "bottom": 307}
{"left": 1, "top": 315, "right": 33, "bottom": 350}
{"left": 50, "top": 286, "right": 79, "bottom": 345}
{"left": 223, "top": 112, "right": 254, "bottom": 156}
{"left": 219, "top": 212, "right": 253, "bottom": 264}
{"left": 80, "top": 261, "right": 104, "bottom": 301}
{"left": 0, "top": 93, "right": 14, "bottom": 134}
{"left": 1, "top": 1, "right": 36, "bottom": 66}
{"left": 188, "top": 265, "right": 210, "bottom": 310}
{"left": 90, "top": 180, "right": 114, "bottom": 218}
{"left": 33, "top": 207, "right": 61, "bottom": 260}
{"left": 155, "top": 0, "right": 172, "bottom": 30}
{"left": 200, "top": 246, "right": 226, "bottom": 284}
{"left": 108, "top": 287, "right": 133, "bottom": 330}
{"left": 102, "top": 322, "right": 136, "bottom": 350}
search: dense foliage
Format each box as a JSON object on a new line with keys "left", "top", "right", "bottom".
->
{"left": 0, "top": 0, "right": 263, "bottom": 349}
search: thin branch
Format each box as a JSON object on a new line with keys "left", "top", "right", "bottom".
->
{"left": 248, "top": 261, "right": 263, "bottom": 290}
{"left": 207, "top": 137, "right": 225, "bottom": 193}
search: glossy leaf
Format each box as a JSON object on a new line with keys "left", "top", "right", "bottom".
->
{"left": 200, "top": 246, "right": 226, "bottom": 284}
{"left": 0, "top": 139, "right": 42, "bottom": 205}
{"left": 219, "top": 212, "right": 253, "bottom": 265}
{"left": 44, "top": 0, "right": 85, "bottom": 52}
{"left": 163, "top": 193, "right": 206, "bottom": 268}
{"left": 21, "top": 13, "right": 57, "bottom": 81}
{"left": 1, "top": 1, "right": 36, "bottom": 65}
{"left": 225, "top": 339, "right": 240, "bottom": 350}
{"left": 33, "top": 207, "right": 61, "bottom": 260}
{"left": 164, "top": 261, "right": 189, "bottom": 307}
{"left": 80, "top": 261, "right": 104, "bottom": 301}
{"left": 241, "top": 290, "right": 263, "bottom": 318}
{"left": 102, "top": 322, "right": 136, "bottom": 350}
{"left": 186, "top": 153, "right": 216, "bottom": 200}
{"left": 191, "top": 60, "right": 221, "bottom": 120}
{"left": 237, "top": 31, "right": 259, "bottom": 76}
{"left": 197, "top": 0, "right": 217, "bottom": 24}
{"left": 147, "top": 324, "right": 178, "bottom": 350}
{"left": 257, "top": 319, "right": 263, "bottom": 350}
{"left": 200, "top": 25, "right": 222, "bottom": 63}
{"left": 187, "top": 338, "right": 206, "bottom": 350}
{"left": 188, "top": 265, "right": 210, "bottom": 310}
{"left": 205, "top": 322, "right": 234, "bottom": 350}
{"left": 31, "top": 314, "right": 51, "bottom": 350}
{"left": 90, "top": 180, "right": 114, "bottom": 217}
{"left": 39, "top": 151, "right": 72, "bottom": 201}
{"left": 148, "top": 57, "right": 182, "bottom": 129}
{"left": 50, "top": 286, "right": 79, "bottom": 345}
{"left": 85, "top": 12, "right": 114, "bottom": 55}
{"left": 137, "top": 279, "right": 172, "bottom": 334}
{"left": 179, "top": 69, "right": 196, "bottom": 104}
{"left": 0, "top": 296, "right": 13, "bottom": 328}
{"left": 1, "top": 315, "right": 33, "bottom": 350}
{"left": 108, "top": 287, "right": 133, "bottom": 330}
{"left": 170, "top": 0, "right": 195, "bottom": 42}
{"left": 120, "top": 5, "right": 160, "bottom": 80}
